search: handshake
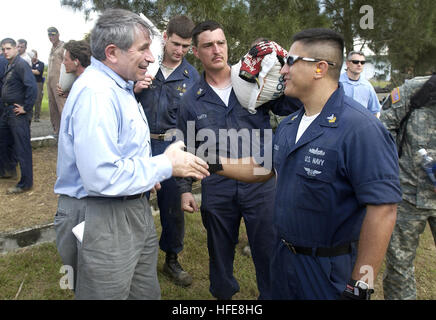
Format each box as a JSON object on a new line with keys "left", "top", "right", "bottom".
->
{"left": 163, "top": 141, "right": 216, "bottom": 180}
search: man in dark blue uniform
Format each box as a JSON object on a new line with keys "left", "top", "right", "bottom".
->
{"left": 0, "top": 53, "right": 13, "bottom": 179}
{"left": 135, "top": 16, "right": 200, "bottom": 287}
{"left": 176, "top": 21, "right": 300, "bottom": 300}
{"left": 215, "top": 28, "right": 402, "bottom": 300}
{"left": 0, "top": 38, "right": 37, "bottom": 194}
{"left": 30, "top": 50, "right": 45, "bottom": 122}
{"left": 0, "top": 53, "right": 7, "bottom": 91}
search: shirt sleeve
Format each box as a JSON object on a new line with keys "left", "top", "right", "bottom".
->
{"left": 345, "top": 119, "right": 402, "bottom": 205}
{"left": 37, "top": 62, "right": 44, "bottom": 75}
{"left": 367, "top": 85, "right": 381, "bottom": 114}
{"left": 20, "top": 62, "right": 37, "bottom": 112}
{"left": 70, "top": 89, "right": 173, "bottom": 196}
{"left": 262, "top": 95, "right": 303, "bottom": 116}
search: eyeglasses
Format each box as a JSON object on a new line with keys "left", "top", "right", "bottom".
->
{"left": 286, "top": 54, "right": 336, "bottom": 67}
{"left": 350, "top": 60, "right": 366, "bottom": 65}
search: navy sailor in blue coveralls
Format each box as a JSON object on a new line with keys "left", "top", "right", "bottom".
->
{"left": 0, "top": 38, "right": 37, "bottom": 193}
{"left": 135, "top": 16, "right": 200, "bottom": 287}
{"left": 213, "top": 29, "right": 402, "bottom": 300}
{"left": 176, "top": 21, "right": 301, "bottom": 300}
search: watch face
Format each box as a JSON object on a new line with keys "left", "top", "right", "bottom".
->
{"left": 356, "top": 280, "right": 369, "bottom": 290}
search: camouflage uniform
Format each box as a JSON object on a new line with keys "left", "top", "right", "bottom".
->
{"left": 380, "top": 75, "right": 436, "bottom": 300}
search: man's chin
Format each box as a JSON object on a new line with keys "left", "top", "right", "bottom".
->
{"left": 136, "top": 72, "right": 148, "bottom": 81}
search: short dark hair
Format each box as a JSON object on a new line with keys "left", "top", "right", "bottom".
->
{"left": 167, "top": 15, "right": 195, "bottom": 39}
{"left": 192, "top": 20, "right": 224, "bottom": 47}
{"left": 1, "top": 38, "right": 16, "bottom": 47}
{"left": 292, "top": 28, "right": 344, "bottom": 81}
{"left": 64, "top": 40, "right": 91, "bottom": 68}
{"left": 17, "top": 39, "right": 27, "bottom": 47}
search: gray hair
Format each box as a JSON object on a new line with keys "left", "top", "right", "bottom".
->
{"left": 347, "top": 51, "right": 365, "bottom": 60}
{"left": 91, "top": 8, "right": 151, "bottom": 61}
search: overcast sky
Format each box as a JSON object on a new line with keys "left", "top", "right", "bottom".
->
{"left": 1, "top": 0, "right": 96, "bottom": 63}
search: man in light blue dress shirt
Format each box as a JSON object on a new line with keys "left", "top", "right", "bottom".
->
{"left": 339, "top": 51, "right": 381, "bottom": 117}
{"left": 53, "top": 9, "right": 209, "bottom": 300}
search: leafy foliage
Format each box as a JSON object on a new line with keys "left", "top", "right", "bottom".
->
{"left": 61, "top": 0, "right": 436, "bottom": 81}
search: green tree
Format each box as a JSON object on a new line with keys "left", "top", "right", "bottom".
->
{"left": 322, "top": 0, "right": 436, "bottom": 84}
{"left": 60, "top": 0, "right": 327, "bottom": 70}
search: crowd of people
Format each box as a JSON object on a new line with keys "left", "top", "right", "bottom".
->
{"left": 0, "top": 8, "right": 434, "bottom": 301}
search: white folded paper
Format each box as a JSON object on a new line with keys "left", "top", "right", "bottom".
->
{"left": 72, "top": 221, "right": 85, "bottom": 243}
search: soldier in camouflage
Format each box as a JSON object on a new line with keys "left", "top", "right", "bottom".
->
{"left": 380, "top": 75, "right": 436, "bottom": 300}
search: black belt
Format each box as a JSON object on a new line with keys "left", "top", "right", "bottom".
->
{"left": 86, "top": 192, "right": 147, "bottom": 201}
{"left": 281, "top": 239, "right": 354, "bottom": 257}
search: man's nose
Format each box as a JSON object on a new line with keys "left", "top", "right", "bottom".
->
{"left": 145, "top": 50, "right": 155, "bottom": 63}
{"left": 280, "top": 63, "right": 290, "bottom": 75}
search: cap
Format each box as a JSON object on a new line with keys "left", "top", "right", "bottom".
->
{"left": 47, "top": 27, "right": 59, "bottom": 35}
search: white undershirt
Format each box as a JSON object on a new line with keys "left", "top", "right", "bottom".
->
{"left": 295, "top": 112, "right": 320, "bottom": 143}
{"left": 210, "top": 84, "right": 232, "bottom": 107}
{"left": 160, "top": 64, "right": 176, "bottom": 79}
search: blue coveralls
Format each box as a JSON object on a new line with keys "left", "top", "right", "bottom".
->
{"left": 0, "top": 54, "right": 14, "bottom": 178}
{"left": 0, "top": 55, "right": 36, "bottom": 188}
{"left": 177, "top": 74, "right": 301, "bottom": 299}
{"left": 271, "top": 85, "right": 402, "bottom": 299}
{"left": 136, "top": 58, "right": 200, "bottom": 255}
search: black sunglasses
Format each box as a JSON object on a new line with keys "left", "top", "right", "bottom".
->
{"left": 286, "top": 54, "right": 336, "bottom": 67}
{"left": 350, "top": 60, "right": 366, "bottom": 65}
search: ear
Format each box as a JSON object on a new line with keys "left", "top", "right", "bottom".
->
{"left": 314, "top": 61, "right": 328, "bottom": 79}
{"left": 163, "top": 31, "right": 168, "bottom": 42}
{"left": 192, "top": 46, "right": 199, "bottom": 59}
{"left": 104, "top": 44, "right": 119, "bottom": 64}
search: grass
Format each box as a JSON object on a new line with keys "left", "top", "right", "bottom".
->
{"left": 0, "top": 212, "right": 258, "bottom": 300}
{"left": 0, "top": 211, "right": 435, "bottom": 300}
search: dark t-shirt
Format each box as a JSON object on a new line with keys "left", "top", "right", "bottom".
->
{"left": 32, "top": 60, "right": 45, "bottom": 83}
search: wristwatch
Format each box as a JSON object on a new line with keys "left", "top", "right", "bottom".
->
{"left": 352, "top": 280, "right": 374, "bottom": 300}
{"left": 341, "top": 279, "right": 374, "bottom": 300}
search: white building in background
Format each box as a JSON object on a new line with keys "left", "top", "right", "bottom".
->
{"left": 341, "top": 39, "right": 391, "bottom": 81}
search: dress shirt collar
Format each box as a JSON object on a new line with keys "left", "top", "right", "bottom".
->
{"left": 90, "top": 56, "right": 134, "bottom": 92}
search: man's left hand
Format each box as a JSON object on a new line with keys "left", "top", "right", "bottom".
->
{"left": 13, "top": 104, "right": 26, "bottom": 115}
{"left": 150, "top": 182, "right": 161, "bottom": 193}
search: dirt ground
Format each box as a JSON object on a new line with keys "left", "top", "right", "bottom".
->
{"left": 0, "top": 145, "right": 59, "bottom": 233}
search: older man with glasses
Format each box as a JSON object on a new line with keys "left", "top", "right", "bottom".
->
{"left": 339, "top": 51, "right": 381, "bottom": 117}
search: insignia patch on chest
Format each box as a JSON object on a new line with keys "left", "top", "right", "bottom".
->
{"left": 304, "top": 167, "right": 322, "bottom": 177}
{"left": 327, "top": 114, "right": 336, "bottom": 123}
{"left": 197, "top": 114, "right": 207, "bottom": 120}
{"left": 309, "top": 148, "right": 325, "bottom": 156}
{"left": 177, "top": 83, "right": 187, "bottom": 95}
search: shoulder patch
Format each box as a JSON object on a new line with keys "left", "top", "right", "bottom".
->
{"left": 391, "top": 87, "right": 401, "bottom": 104}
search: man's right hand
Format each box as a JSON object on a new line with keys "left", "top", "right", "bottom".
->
{"left": 134, "top": 74, "right": 154, "bottom": 94}
{"left": 164, "top": 141, "right": 210, "bottom": 180}
{"left": 181, "top": 192, "right": 199, "bottom": 213}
